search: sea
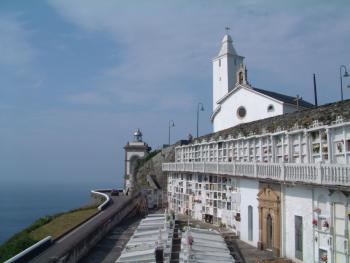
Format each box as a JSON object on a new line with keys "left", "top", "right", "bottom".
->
{"left": 0, "top": 181, "right": 119, "bottom": 245}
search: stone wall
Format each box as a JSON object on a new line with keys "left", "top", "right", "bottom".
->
{"left": 136, "top": 146, "right": 175, "bottom": 190}
{"left": 200, "top": 99, "right": 350, "bottom": 142}
{"left": 47, "top": 194, "right": 141, "bottom": 263}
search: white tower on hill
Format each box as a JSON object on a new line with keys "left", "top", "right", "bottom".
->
{"left": 212, "top": 34, "right": 244, "bottom": 111}
{"left": 124, "top": 129, "right": 149, "bottom": 192}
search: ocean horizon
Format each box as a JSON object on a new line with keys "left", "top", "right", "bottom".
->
{"left": 0, "top": 181, "right": 120, "bottom": 245}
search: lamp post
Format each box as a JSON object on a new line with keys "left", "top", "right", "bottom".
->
{"left": 168, "top": 120, "right": 175, "bottom": 145}
{"left": 340, "top": 65, "right": 349, "bottom": 101}
{"left": 196, "top": 103, "right": 205, "bottom": 138}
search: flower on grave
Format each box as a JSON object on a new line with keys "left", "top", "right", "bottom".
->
{"left": 234, "top": 213, "right": 241, "bottom": 222}
{"left": 322, "top": 221, "right": 329, "bottom": 228}
{"left": 320, "top": 254, "right": 327, "bottom": 262}
{"left": 312, "top": 219, "right": 318, "bottom": 226}
{"left": 313, "top": 208, "right": 321, "bottom": 214}
{"left": 337, "top": 142, "right": 343, "bottom": 153}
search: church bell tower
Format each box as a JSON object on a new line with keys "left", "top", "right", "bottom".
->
{"left": 212, "top": 32, "right": 245, "bottom": 111}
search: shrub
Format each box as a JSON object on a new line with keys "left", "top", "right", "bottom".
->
{"left": 0, "top": 233, "right": 36, "bottom": 262}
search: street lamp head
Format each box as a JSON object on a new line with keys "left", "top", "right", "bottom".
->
{"left": 198, "top": 102, "right": 205, "bottom": 112}
{"left": 344, "top": 71, "right": 349, "bottom": 78}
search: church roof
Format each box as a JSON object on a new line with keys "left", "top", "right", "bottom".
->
{"left": 218, "top": 34, "right": 238, "bottom": 57}
{"left": 215, "top": 84, "right": 313, "bottom": 109}
{"left": 200, "top": 99, "right": 350, "bottom": 142}
{"left": 252, "top": 87, "right": 314, "bottom": 108}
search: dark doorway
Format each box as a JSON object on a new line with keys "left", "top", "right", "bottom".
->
{"left": 248, "top": 205, "right": 253, "bottom": 241}
{"left": 266, "top": 214, "right": 273, "bottom": 249}
{"left": 295, "top": 216, "right": 303, "bottom": 260}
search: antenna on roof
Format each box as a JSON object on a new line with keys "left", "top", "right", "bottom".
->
{"left": 225, "top": 26, "right": 230, "bottom": 34}
{"left": 313, "top": 73, "right": 318, "bottom": 107}
{"left": 294, "top": 95, "right": 302, "bottom": 111}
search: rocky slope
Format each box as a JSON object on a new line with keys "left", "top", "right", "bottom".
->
{"left": 136, "top": 145, "right": 175, "bottom": 189}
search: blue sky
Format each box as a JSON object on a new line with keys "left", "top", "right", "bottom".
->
{"left": 1, "top": 0, "right": 349, "bottom": 186}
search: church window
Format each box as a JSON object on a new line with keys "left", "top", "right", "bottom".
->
{"left": 237, "top": 106, "right": 247, "bottom": 119}
{"left": 239, "top": 71, "right": 243, "bottom": 84}
{"left": 219, "top": 59, "right": 221, "bottom": 67}
{"left": 267, "top": 104, "right": 274, "bottom": 112}
{"left": 234, "top": 59, "right": 237, "bottom": 65}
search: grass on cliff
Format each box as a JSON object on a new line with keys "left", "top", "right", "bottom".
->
{"left": 0, "top": 204, "right": 98, "bottom": 262}
{"left": 29, "top": 205, "right": 98, "bottom": 240}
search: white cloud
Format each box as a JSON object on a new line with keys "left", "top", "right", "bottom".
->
{"left": 0, "top": 16, "right": 35, "bottom": 66}
{"left": 66, "top": 91, "right": 111, "bottom": 105}
{"left": 0, "top": 15, "right": 43, "bottom": 88}
{"left": 48, "top": 0, "right": 350, "bottom": 107}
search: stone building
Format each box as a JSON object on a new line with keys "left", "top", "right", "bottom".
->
{"left": 163, "top": 33, "right": 350, "bottom": 263}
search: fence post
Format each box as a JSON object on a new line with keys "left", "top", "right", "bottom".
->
{"left": 281, "top": 163, "right": 285, "bottom": 182}
{"left": 316, "top": 163, "right": 322, "bottom": 185}
{"left": 254, "top": 162, "right": 257, "bottom": 178}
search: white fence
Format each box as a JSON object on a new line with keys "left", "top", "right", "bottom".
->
{"left": 162, "top": 162, "right": 350, "bottom": 186}
{"left": 4, "top": 236, "right": 52, "bottom": 263}
{"left": 91, "top": 190, "right": 110, "bottom": 211}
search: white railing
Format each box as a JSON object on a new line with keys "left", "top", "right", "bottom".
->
{"left": 162, "top": 162, "right": 350, "bottom": 186}
{"left": 91, "top": 190, "right": 110, "bottom": 211}
{"left": 4, "top": 236, "right": 52, "bottom": 263}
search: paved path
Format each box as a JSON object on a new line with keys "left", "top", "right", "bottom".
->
{"left": 30, "top": 195, "right": 132, "bottom": 263}
{"left": 233, "top": 239, "right": 276, "bottom": 263}
{"left": 176, "top": 214, "right": 276, "bottom": 263}
{"left": 80, "top": 215, "right": 142, "bottom": 263}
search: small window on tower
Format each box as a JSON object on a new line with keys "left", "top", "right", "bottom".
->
{"left": 219, "top": 59, "right": 221, "bottom": 67}
{"left": 239, "top": 71, "right": 243, "bottom": 84}
{"left": 267, "top": 104, "right": 274, "bottom": 112}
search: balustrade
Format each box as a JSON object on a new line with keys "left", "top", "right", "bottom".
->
{"left": 163, "top": 161, "right": 350, "bottom": 186}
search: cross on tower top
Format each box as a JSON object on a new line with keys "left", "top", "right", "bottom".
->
{"left": 225, "top": 26, "right": 230, "bottom": 34}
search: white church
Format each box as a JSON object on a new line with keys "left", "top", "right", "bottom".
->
{"left": 163, "top": 33, "right": 350, "bottom": 263}
{"left": 212, "top": 34, "right": 313, "bottom": 132}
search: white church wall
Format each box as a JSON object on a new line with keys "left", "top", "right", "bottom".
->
{"left": 213, "top": 87, "right": 284, "bottom": 132}
{"left": 284, "top": 185, "right": 314, "bottom": 262}
{"left": 240, "top": 178, "right": 259, "bottom": 247}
